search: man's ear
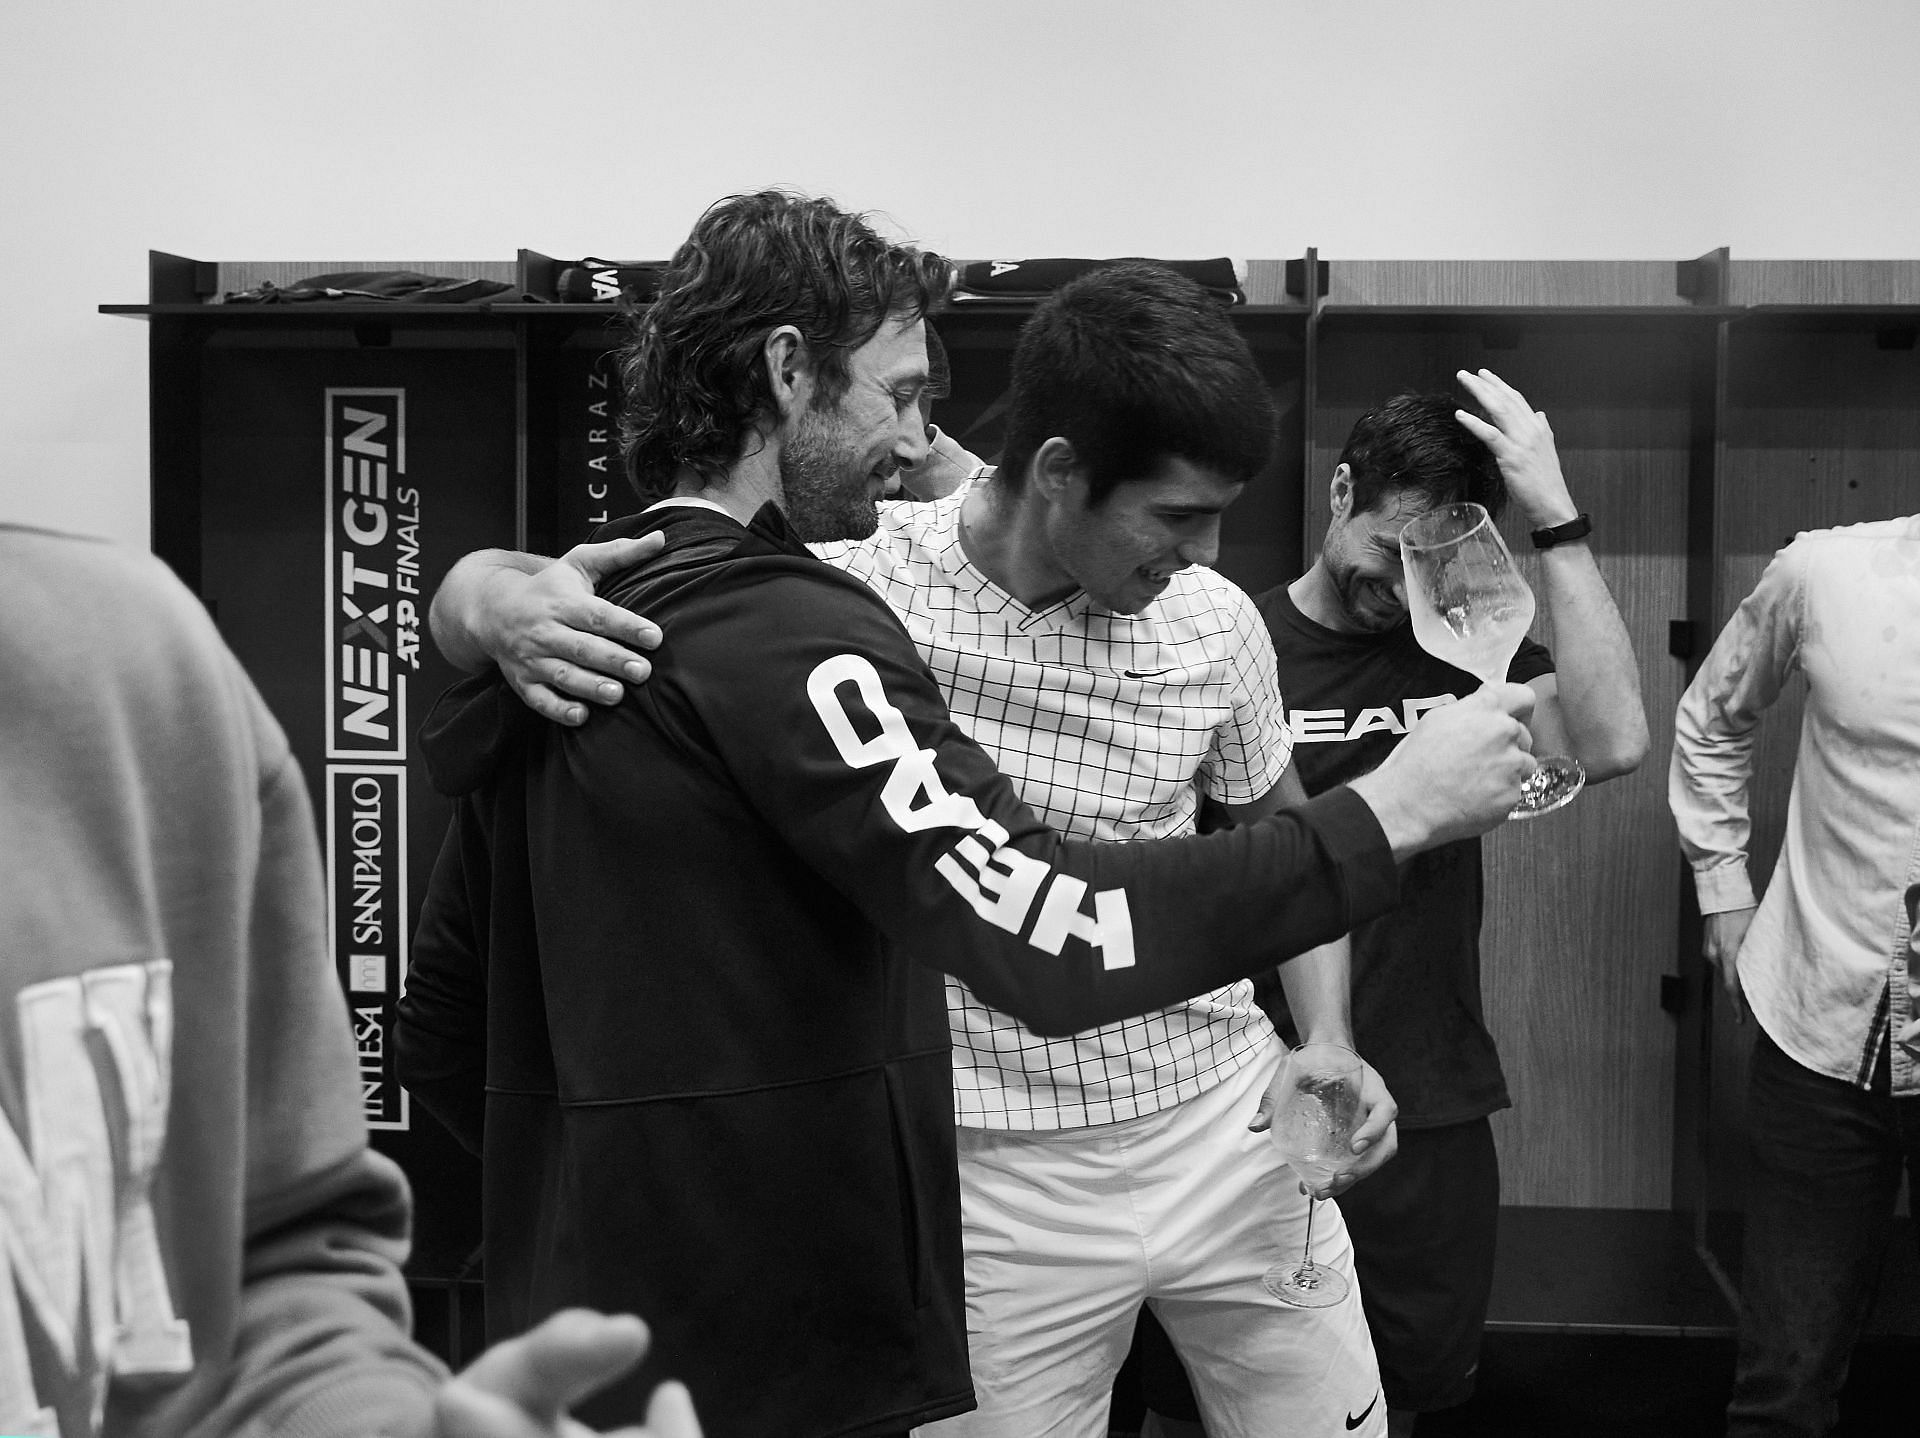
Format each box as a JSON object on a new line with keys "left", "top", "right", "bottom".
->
{"left": 1329, "top": 463, "right": 1354, "bottom": 519}
{"left": 1030, "top": 436, "right": 1081, "bottom": 501}
{"left": 763, "top": 326, "right": 810, "bottom": 420}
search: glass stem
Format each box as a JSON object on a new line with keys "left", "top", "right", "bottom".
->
{"left": 1298, "top": 1195, "right": 1319, "bottom": 1277}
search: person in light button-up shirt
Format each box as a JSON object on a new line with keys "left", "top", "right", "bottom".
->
{"left": 1670, "top": 514, "right": 1920, "bottom": 1438}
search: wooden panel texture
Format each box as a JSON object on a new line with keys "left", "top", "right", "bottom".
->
{"left": 1325, "top": 260, "right": 1695, "bottom": 310}
{"left": 1729, "top": 260, "right": 1920, "bottom": 308}
{"left": 1311, "top": 320, "right": 1702, "bottom": 1207}
{"left": 1239, "top": 258, "right": 1309, "bottom": 308}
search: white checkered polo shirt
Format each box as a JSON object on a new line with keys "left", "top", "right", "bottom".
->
{"left": 816, "top": 488, "right": 1293, "bottom": 1129}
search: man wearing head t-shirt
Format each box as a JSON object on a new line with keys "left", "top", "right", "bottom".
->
{"left": 1139, "top": 375, "right": 1647, "bottom": 1438}
{"left": 1263, "top": 378, "right": 1645, "bottom": 1436}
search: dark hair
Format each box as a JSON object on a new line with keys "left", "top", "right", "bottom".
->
{"left": 924, "top": 320, "right": 951, "bottom": 401}
{"left": 618, "top": 190, "right": 953, "bottom": 499}
{"left": 995, "top": 263, "right": 1277, "bottom": 505}
{"left": 1338, "top": 392, "right": 1507, "bottom": 520}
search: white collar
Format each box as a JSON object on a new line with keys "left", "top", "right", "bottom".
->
{"left": 643, "top": 496, "right": 734, "bottom": 517}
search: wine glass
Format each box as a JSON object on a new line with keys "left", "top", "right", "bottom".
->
{"left": 1262, "top": 1043, "right": 1364, "bottom": 1309}
{"left": 1398, "top": 501, "right": 1585, "bottom": 819}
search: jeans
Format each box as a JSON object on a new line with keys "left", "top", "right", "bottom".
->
{"left": 1727, "top": 1028, "right": 1920, "bottom": 1437}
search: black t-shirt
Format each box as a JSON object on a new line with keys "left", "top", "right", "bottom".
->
{"left": 1253, "top": 584, "right": 1555, "bottom": 1128}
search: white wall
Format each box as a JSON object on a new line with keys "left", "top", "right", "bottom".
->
{"left": 5, "top": 0, "right": 1918, "bottom": 548}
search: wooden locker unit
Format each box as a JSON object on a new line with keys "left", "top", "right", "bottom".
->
{"left": 109, "top": 247, "right": 1920, "bottom": 1344}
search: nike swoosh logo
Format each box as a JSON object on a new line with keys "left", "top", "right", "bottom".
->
{"left": 1346, "top": 1391, "right": 1381, "bottom": 1430}
{"left": 1123, "top": 668, "right": 1173, "bottom": 679}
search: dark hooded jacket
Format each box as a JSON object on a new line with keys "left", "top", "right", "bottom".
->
{"left": 396, "top": 501, "right": 1398, "bottom": 1438}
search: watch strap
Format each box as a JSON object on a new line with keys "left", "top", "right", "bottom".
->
{"left": 1531, "top": 513, "right": 1593, "bottom": 549}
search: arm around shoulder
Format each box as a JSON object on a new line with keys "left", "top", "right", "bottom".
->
{"left": 431, "top": 549, "right": 553, "bottom": 673}
{"left": 429, "top": 535, "right": 666, "bottom": 726}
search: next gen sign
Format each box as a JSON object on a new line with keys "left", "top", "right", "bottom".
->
{"left": 323, "top": 389, "right": 420, "bottom": 1129}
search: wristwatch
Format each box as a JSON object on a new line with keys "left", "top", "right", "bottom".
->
{"left": 1530, "top": 513, "right": 1593, "bottom": 549}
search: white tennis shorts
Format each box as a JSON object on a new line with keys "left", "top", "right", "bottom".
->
{"left": 916, "top": 1038, "right": 1385, "bottom": 1438}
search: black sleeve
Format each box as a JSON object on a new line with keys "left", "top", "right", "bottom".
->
{"left": 646, "top": 567, "right": 1399, "bottom": 1037}
{"left": 394, "top": 810, "right": 489, "bottom": 1155}
{"left": 1509, "top": 634, "right": 1554, "bottom": 685}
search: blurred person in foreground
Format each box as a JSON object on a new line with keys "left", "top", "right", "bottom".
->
{"left": 0, "top": 521, "right": 699, "bottom": 1438}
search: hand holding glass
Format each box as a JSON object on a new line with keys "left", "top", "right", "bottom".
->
{"left": 1398, "top": 502, "right": 1584, "bottom": 818}
{"left": 1262, "top": 1044, "right": 1364, "bottom": 1309}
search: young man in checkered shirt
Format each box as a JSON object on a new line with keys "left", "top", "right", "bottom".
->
{"left": 433, "top": 265, "right": 1405, "bottom": 1437}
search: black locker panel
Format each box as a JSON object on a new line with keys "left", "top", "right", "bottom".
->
{"left": 197, "top": 334, "right": 519, "bottom": 1274}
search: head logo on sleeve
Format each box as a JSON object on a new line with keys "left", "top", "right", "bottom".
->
{"left": 808, "top": 654, "right": 1136, "bottom": 971}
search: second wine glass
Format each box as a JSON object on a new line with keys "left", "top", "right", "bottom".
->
{"left": 1262, "top": 1043, "right": 1364, "bottom": 1309}
{"left": 1398, "top": 501, "right": 1584, "bottom": 819}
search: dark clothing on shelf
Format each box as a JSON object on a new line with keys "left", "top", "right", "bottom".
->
{"left": 222, "top": 269, "right": 514, "bottom": 304}
{"left": 397, "top": 502, "right": 1400, "bottom": 1438}
{"left": 1253, "top": 584, "right": 1554, "bottom": 1130}
{"left": 950, "top": 257, "right": 1244, "bottom": 306}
